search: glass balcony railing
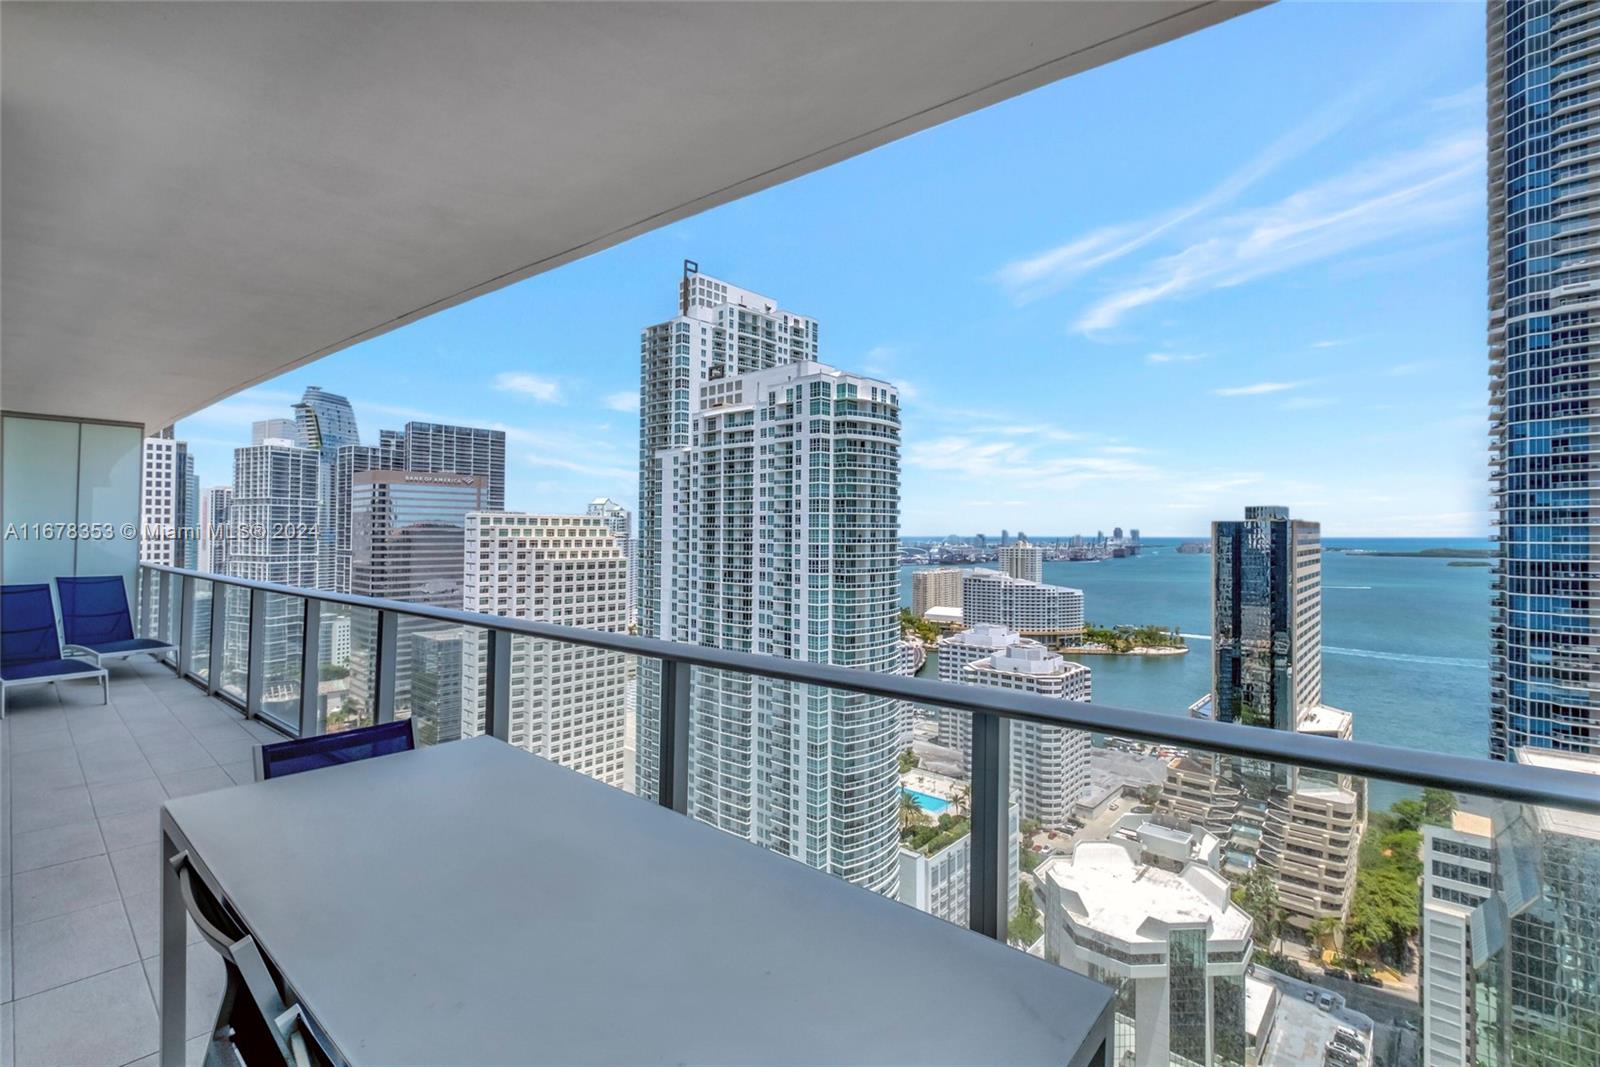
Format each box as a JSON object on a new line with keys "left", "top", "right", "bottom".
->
{"left": 136, "top": 562, "right": 1600, "bottom": 1067}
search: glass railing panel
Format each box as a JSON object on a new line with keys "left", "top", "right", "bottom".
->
{"left": 219, "top": 584, "right": 248, "bottom": 705}
{"left": 324, "top": 603, "right": 376, "bottom": 734}
{"left": 403, "top": 623, "right": 484, "bottom": 748}
{"left": 257, "top": 591, "right": 304, "bottom": 729}
{"left": 186, "top": 579, "right": 212, "bottom": 683}
{"left": 160, "top": 571, "right": 182, "bottom": 666}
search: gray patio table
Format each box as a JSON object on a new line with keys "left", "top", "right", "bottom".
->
{"left": 160, "top": 735, "right": 1111, "bottom": 1066}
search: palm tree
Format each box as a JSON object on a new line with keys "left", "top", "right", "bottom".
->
{"left": 900, "top": 791, "right": 924, "bottom": 831}
{"left": 953, "top": 784, "right": 971, "bottom": 814}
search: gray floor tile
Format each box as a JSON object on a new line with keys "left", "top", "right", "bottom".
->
{"left": 4, "top": 729, "right": 74, "bottom": 756}
{"left": 3, "top": 1002, "right": 13, "bottom": 1067}
{"left": 77, "top": 745, "right": 155, "bottom": 788}
{"left": 7, "top": 744, "right": 81, "bottom": 775}
{"left": 88, "top": 776, "right": 167, "bottom": 819}
{"left": 193, "top": 736, "right": 256, "bottom": 766}
{"left": 220, "top": 761, "right": 255, "bottom": 786}
{"left": 11, "top": 784, "right": 95, "bottom": 835}
{"left": 143, "top": 742, "right": 217, "bottom": 777}
{"left": 122, "top": 889, "right": 202, "bottom": 961}
{"left": 143, "top": 942, "right": 226, "bottom": 1041}
{"left": 6, "top": 762, "right": 84, "bottom": 794}
{"left": 109, "top": 844, "right": 161, "bottom": 899}
{"left": 98, "top": 810, "right": 161, "bottom": 853}
{"left": 64, "top": 716, "right": 133, "bottom": 747}
{"left": 12, "top": 854, "right": 120, "bottom": 926}
{"left": 12, "top": 820, "right": 105, "bottom": 874}
{"left": 158, "top": 767, "right": 233, "bottom": 799}
{"left": 126, "top": 1035, "right": 209, "bottom": 1067}
{"left": 12, "top": 962, "right": 158, "bottom": 1067}
{"left": 11, "top": 899, "right": 139, "bottom": 999}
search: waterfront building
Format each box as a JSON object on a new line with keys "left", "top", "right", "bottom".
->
{"left": 198, "top": 486, "right": 231, "bottom": 573}
{"left": 1039, "top": 841, "right": 1253, "bottom": 1067}
{"left": 586, "top": 497, "right": 635, "bottom": 626}
{"left": 897, "top": 799, "right": 1019, "bottom": 927}
{"left": 139, "top": 436, "right": 198, "bottom": 569}
{"left": 1489, "top": 0, "right": 1600, "bottom": 760}
{"left": 463, "top": 512, "right": 630, "bottom": 786}
{"left": 227, "top": 439, "right": 319, "bottom": 720}
{"left": 911, "top": 567, "right": 964, "bottom": 620}
{"left": 635, "top": 266, "right": 902, "bottom": 895}
{"left": 962, "top": 568, "right": 1084, "bottom": 643}
{"left": 998, "top": 535, "right": 1043, "bottom": 583}
{"left": 933, "top": 624, "right": 1091, "bottom": 827}
{"left": 347, "top": 471, "right": 485, "bottom": 715}
{"left": 1211, "top": 505, "right": 1322, "bottom": 730}
{"left": 292, "top": 387, "right": 362, "bottom": 591}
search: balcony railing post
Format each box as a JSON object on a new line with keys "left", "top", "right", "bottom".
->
{"left": 177, "top": 574, "right": 195, "bottom": 676}
{"left": 299, "top": 598, "right": 323, "bottom": 738}
{"left": 156, "top": 568, "right": 173, "bottom": 649}
{"left": 245, "top": 587, "right": 266, "bottom": 719}
{"left": 206, "top": 582, "right": 227, "bottom": 697}
{"left": 657, "top": 657, "right": 690, "bottom": 813}
{"left": 374, "top": 609, "right": 398, "bottom": 723}
{"left": 968, "top": 710, "right": 1011, "bottom": 941}
{"left": 484, "top": 629, "right": 512, "bottom": 741}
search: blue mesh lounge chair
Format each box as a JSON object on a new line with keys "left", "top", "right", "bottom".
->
{"left": 252, "top": 719, "right": 416, "bottom": 782}
{"left": 55, "top": 574, "right": 176, "bottom": 666}
{"left": 1, "top": 584, "right": 108, "bottom": 716}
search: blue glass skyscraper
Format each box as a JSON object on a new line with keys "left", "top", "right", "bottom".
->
{"left": 1489, "top": 0, "right": 1600, "bottom": 760}
{"left": 292, "top": 385, "right": 361, "bottom": 591}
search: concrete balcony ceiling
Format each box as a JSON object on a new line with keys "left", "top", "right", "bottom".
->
{"left": 2, "top": 1, "right": 1255, "bottom": 430}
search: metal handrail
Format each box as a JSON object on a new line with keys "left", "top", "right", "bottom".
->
{"left": 138, "top": 562, "right": 1600, "bottom": 817}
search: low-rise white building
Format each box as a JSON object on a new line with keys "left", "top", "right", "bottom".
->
{"left": 1039, "top": 841, "right": 1253, "bottom": 1067}
{"left": 897, "top": 800, "right": 1020, "bottom": 928}
{"left": 1419, "top": 809, "right": 1497, "bottom": 1067}
{"left": 962, "top": 568, "right": 1083, "bottom": 642}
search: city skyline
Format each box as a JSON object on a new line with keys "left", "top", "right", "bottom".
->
{"left": 173, "top": 2, "right": 1487, "bottom": 538}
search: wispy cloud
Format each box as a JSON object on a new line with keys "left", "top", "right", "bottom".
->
{"left": 1146, "top": 352, "right": 1204, "bottom": 365}
{"left": 1280, "top": 396, "right": 1335, "bottom": 410}
{"left": 1427, "top": 84, "right": 1484, "bottom": 112}
{"left": 1383, "top": 360, "right": 1435, "bottom": 377}
{"left": 602, "top": 390, "right": 638, "bottom": 413}
{"left": 1213, "top": 381, "right": 1302, "bottom": 397}
{"left": 493, "top": 372, "right": 562, "bottom": 403}
{"left": 1074, "top": 134, "right": 1482, "bottom": 333}
{"left": 1310, "top": 339, "right": 1348, "bottom": 349}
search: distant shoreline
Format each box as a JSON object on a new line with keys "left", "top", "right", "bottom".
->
{"left": 1069, "top": 644, "right": 1188, "bottom": 657}
{"left": 1331, "top": 547, "right": 1493, "bottom": 560}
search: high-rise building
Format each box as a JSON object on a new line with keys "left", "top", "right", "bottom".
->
{"left": 1039, "top": 840, "right": 1253, "bottom": 1067}
{"left": 1211, "top": 506, "right": 1322, "bottom": 730}
{"left": 1420, "top": 810, "right": 1498, "bottom": 1067}
{"left": 251, "top": 417, "right": 300, "bottom": 447}
{"left": 347, "top": 471, "right": 484, "bottom": 715}
{"left": 962, "top": 568, "right": 1084, "bottom": 643}
{"left": 292, "top": 387, "right": 362, "bottom": 591}
{"left": 933, "top": 624, "right": 1091, "bottom": 826}
{"left": 228, "top": 440, "right": 319, "bottom": 720}
{"left": 198, "top": 486, "right": 232, "bottom": 573}
{"left": 911, "top": 567, "right": 964, "bottom": 619}
{"left": 585, "top": 497, "right": 635, "bottom": 626}
{"left": 998, "top": 536, "right": 1043, "bottom": 583}
{"left": 897, "top": 799, "right": 1019, "bottom": 927}
{"left": 635, "top": 265, "right": 902, "bottom": 895}
{"left": 139, "top": 436, "right": 198, "bottom": 568}
{"left": 410, "top": 629, "right": 466, "bottom": 747}
{"left": 398, "top": 422, "right": 506, "bottom": 511}
{"left": 1489, "top": 2, "right": 1600, "bottom": 760}
{"left": 462, "top": 512, "right": 630, "bottom": 785}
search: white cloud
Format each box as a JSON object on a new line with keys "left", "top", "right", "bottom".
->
{"left": 1383, "top": 360, "right": 1434, "bottom": 377}
{"left": 493, "top": 372, "right": 562, "bottom": 403}
{"left": 1073, "top": 134, "right": 1482, "bottom": 333}
{"left": 1310, "top": 339, "right": 1348, "bottom": 349}
{"left": 1280, "top": 396, "right": 1335, "bottom": 410}
{"left": 602, "top": 390, "right": 639, "bottom": 413}
{"left": 1146, "top": 352, "right": 1204, "bottom": 365}
{"left": 1213, "top": 381, "right": 1302, "bottom": 397}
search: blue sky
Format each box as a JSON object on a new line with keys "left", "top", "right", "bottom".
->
{"left": 179, "top": 2, "right": 1489, "bottom": 537}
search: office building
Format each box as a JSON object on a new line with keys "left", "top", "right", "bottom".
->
{"left": 319, "top": 612, "right": 351, "bottom": 669}
{"left": 933, "top": 624, "right": 1091, "bottom": 827}
{"left": 139, "top": 436, "right": 198, "bottom": 569}
{"left": 912, "top": 567, "right": 965, "bottom": 620}
{"left": 1211, "top": 505, "right": 1322, "bottom": 730}
{"left": 998, "top": 535, "right": 1043, "bottom": 583}
{"left": 347, "top": 471, "right": 485, "bottom": 714}
{"left": 1489, "top": 1, "right": 1600, "bottom": 760}
{"left": 1420, "top": 810, "right": 1497, "bottom": 1067}
{"left": 293, "top": 387, "right": 362, "bottom": 591}
{"left": 463, "top": 512, "right": 630, "bottom": 786}
{"left": 962, "top": 568, "right": 1084, "bottom": 643}
{"left": 898, "top": 799, "right": 1019, "bottom": 928}
{"left": 198, "top": 486, "right": 231, "bottom": 573}
{"left": 635, "top": 267, "right": 902, "bottom": 895}
{"left": 332, "top": 444, "right": 384, "bottom": 593}
{"left": 1039, "top": 840, "right": 1253, "bottom": 1067}
{"left": 586, "top": 497, "right": 635, "bottom": 626}
{"left": 227, "top": 439, "right": 319, "bottom": 720}
{"left": 397, "top": 422, "right": 506, "bottom": 511}
{"left": 410, "top": 629, "right": 467, "bottom": 747}
{"left": 251, "top": 417, "right": 300, "bottom": 447}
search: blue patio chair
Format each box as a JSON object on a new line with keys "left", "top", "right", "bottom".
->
{"left": 55, "top": 574, "right": 176, "bottom": 666}
{"left": 1, "top": 584, "right": 108, "bottom": 716}
{"left": 253, "top": 719, "right": 416, "bottom": 781}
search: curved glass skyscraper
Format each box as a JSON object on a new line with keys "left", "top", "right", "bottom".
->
{"left": 1490, "top": 0, "right": 1600, "bottom": 760}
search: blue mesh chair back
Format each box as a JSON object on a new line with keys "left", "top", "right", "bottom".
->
{"left": 1, "top": 585, "right": 64, "bottom": 669}
{"left": 54, "top": 576, "right": 135, "bottom": 647}
{"left": 258, "top": 720, "right": 415, "bottom": 780}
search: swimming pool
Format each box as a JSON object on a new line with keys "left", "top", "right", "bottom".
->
{"left": 903, "top": 788, "right": 950, "bottom": 814}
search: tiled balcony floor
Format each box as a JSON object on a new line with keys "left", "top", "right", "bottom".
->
{"left": 2, "top": 660, "right": 279, "bottom": 1067}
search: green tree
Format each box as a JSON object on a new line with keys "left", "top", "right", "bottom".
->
{"left": 1008, "top": 881, "right": 1042, "bottom": 946}
{"left": 1233, "top": 867, "right": 1285, "bottom": 953}
{"left": 899, "top": 791, "right": 924, "bottom": 831}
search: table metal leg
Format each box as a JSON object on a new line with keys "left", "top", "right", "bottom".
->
{"left": 160, "top": 826, "right": 188, "bottom": 1067}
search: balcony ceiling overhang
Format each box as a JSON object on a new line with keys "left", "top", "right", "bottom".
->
{"left": 2, "top": 1, "right": 1257, "bottom": 430}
